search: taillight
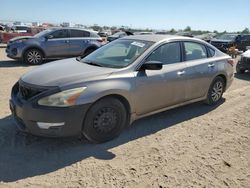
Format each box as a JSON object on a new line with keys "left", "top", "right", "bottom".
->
{"left": 97, "top": 39, "right": 103, "bottom": 43}
{"left": 227, "top": 59, "right": 235, "bottom": 66}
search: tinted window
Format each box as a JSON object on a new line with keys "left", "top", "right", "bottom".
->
{"left": 146, "top": 42, "right": 181, "bottom": 64}
{"left": 241, "top": 35, "right": 250, "bottom": 42}
{"left": 70, "top": 29, "right": 90, "bottom": 38}
{"left": 51, "top": 30, "right": 68, "bottom": 39}
{"left": 184, "top": 42, "right": 207, "bottom": 61}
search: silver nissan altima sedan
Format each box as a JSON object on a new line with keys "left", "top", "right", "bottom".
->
{"left": 10, "top": 35, "right": 234, "bottom": 143}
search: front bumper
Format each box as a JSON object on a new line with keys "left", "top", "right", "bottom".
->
{"left": 6, "top": 43, "right": 23, "bottom": 59}
{"left": 237, "top": 57, "right": 250, "bottom": 70}
{"left": 10, "top": 83, "right": 92, "bottom": 137}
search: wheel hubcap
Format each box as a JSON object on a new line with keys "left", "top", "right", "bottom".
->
{"left": 93, "top": 107, "right": 118, "bottom": 134}
{"left": 27, "top": 51, "right": 41, "bottom": 64}
{"left": 211, "top": 81, "right": 223, "bottom": 102}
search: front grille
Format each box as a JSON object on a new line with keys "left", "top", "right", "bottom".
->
{"left": 18, "top": 83, "right": 46, "bottom": 100}
{"left": 242, "top": 57, "right": 250, "bottom": 64}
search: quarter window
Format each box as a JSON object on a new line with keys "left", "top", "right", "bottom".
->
{"left": 184, "top": 42, "right": 207, "bottom": 61}
{"left": 146, "top": 42, "right": 181, "bottom": 64}
{"left": 208, "top": 47, "right": 215, "bottom": 57}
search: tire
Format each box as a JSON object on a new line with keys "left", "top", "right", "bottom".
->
{"left": 206, "top": 76, "right": 225, "bottom": 105}
{"left": 236, "top": 64, "right": 245, "bottom": 74}
{"left": 24, "top": 49, "right": 43, "bottom": 65}
{"left": 82, "top": 97, "right": 128, "bottom": 143}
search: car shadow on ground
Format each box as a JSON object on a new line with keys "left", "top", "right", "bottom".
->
{"left": 0, "top": 59, "right": 58, "bottom": 68}
{"left": 235, "top": 72, "right": 250, "bottom": 81}
{"left": 0, "top": 60, "right": 29, "bottom": 68}
{"left": 0, "top": 99, "right": 225, "bottom": 182}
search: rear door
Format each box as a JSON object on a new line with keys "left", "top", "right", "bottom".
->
{"left": 68, "top": 29, "right": 91, "bottom": 56}
{"left": 44, "top": 29, "right": 71, "bottom": 57}
{"left": 134, "top": 42, "right": 187, "bottom": 115}
{"left": 183, "top": 42, "right": 218, "bottom": 101}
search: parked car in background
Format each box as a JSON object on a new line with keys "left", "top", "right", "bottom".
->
{"left": 176, "top": 32, "right": 193, "bottom": 37}
{"left": 11, "top": 25, "right": 31, "bottom": 33}
{"left": 195, "top": 33, "right": 217, "bottom": 43}
{"left": 155, "top": 31, "right": 169, "bottom": 35}
{"left": 107, "top": 31, "right": 133, "bottom": 42}
{"left": 10, "top": 35, "right": 234, "bottom": 143}
{"left": 210, "top": 34, "right": 250, "bottom": 52}
{"left": 98, "top": 31, "right": 108, "bottom": 37}
{"left": 6, "top": 28, "right": 103, "bottom": 64}
{"left": 236, "top": 49, "right": 250, "bottom": 74}
{"left": 134, "top": 32, "right": 154, "bottom": 35}
{"left": 0, "top": 25, "right": 5, "bottom": 31}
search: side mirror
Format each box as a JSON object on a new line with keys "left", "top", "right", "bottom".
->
{"left": 46, "top": 35, "right": 53, "bottom": 40}
{"left": 140, "top": 61, "right": 163, "bottom": 71}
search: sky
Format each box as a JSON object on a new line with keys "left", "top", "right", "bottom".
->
{"left": 1, "top": 0, "right": 250, "bottom": 32}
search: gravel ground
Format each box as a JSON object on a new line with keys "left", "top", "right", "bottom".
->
{"left": 0, "top": 48, "right": 249, "bottom": 188}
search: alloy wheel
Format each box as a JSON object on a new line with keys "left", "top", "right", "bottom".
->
{"left": 211, "top": 81, "right": 223, "bottom": 102}
{"left": 27, "top": 50, "right": 42, "bottom": 64}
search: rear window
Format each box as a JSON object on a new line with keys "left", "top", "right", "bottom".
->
{"left": 70, "top": 29, "right": 90, "bottom": 38}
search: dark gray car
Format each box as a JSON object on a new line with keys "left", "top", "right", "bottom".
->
{"left": 10, "top": 35, "right": 234, "bottom": 143}
{"left": 6, "top": 28, "right": 103, "bottom": 64}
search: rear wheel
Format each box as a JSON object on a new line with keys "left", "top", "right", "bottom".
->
{"left": 206, "top": 77, "right": 225, "bottom": 105}
{"left": 82, "top": 97, "right": 128, "bottom": 143}
{"left": 24, "top": 49, "right": 43, "bottom": 65}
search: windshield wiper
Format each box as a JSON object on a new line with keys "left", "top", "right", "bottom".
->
{"left": 83, "top": 61, "right": 103, "bottom": 67}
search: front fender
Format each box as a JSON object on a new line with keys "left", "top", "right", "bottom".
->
{"left": 75, "top": 78, "right": 136, "bottom": 113}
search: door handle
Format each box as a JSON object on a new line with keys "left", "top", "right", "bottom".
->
{"left": 65, "top": 40, "right": 69, "bottom": 43}
{"left": 177, "top": 70, "right": 185, "bottom": 76}
{"left": 208, "top": 63, "right": 215, "bottom": 68}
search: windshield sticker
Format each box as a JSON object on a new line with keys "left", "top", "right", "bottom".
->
{"left": 131, "top": 41, "right": 145, "bottom": 48}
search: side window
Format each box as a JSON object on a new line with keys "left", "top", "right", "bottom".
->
{"left": 51, "top": 30, "right": 68, "bottom": 39}
{"left": 70, "top": 30, "right": 90, "bottom": 38}
{"left": 241, "top": 35, "right": 250, "bottom": 42}
{"left": 184, "top": 42, "right": 207, "bottom": 61}
{"left": 146, "top": 42, "right": 181, "bottom": 64}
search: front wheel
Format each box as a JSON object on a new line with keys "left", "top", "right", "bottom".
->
{"left": 24, "top": 49, "right": 43, "bottom": 65}
{"left": 206, "top": 77, "right": 225, "bottom": 105}
{"left": 82, "top": 97, "right": 128, "bottom": 143}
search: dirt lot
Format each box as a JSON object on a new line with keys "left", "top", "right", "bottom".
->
{"left": 0, "top": 47, "right": 249, "bottom": 188}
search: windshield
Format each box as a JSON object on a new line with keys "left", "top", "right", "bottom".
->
{"left": 81, "top": 39, "right": 153, "bottom": 68}
{"left": 34, "top": 29, "right": 53, "bottom": 38}
{"left": 217, "top": 34, "right": 237, "bottom": 40}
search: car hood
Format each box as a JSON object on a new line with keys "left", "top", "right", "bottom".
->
{"left": 21, "top": 58, "right": 117, "bottom": 87}
{"left": 9, "top": 36, "right": 34, "bottom": 42}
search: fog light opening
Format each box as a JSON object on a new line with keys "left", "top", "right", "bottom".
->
{"left": 37, "top": 122, "right": 65, "bottom": 129}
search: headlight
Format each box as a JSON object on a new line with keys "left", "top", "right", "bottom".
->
{"left": 38, "top": 87, "right": 86, "bottom": 107}
{"left": 15, "top": 39, "right": 27, "bottom": 43}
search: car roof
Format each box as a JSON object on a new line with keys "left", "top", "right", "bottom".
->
{"left": 49, "top": 27, "right": 96, "bottom": 33}
{"left": 122, "top": 34, "right": 193, "bottom": 42}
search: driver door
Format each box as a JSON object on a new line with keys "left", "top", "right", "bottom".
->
{"left": 44, "top": 29, "right": 71, "bottom": 57}
{"left": 134, "top": 42, "right": 187, "bottom": 115}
